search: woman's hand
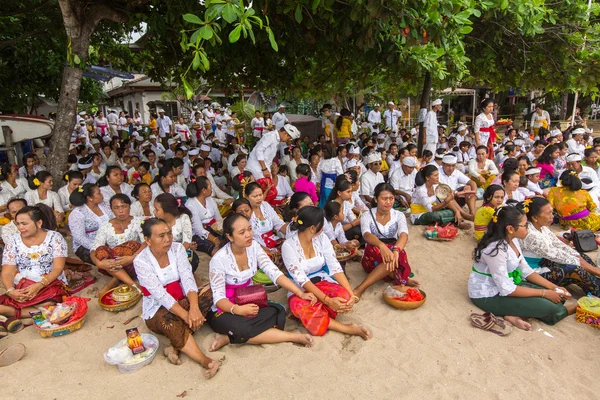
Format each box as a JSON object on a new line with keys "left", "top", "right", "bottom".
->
{"left": 478, "top": 176, "right": 486, "bottom": 185}
{"left": 7, "top": 288, "right": 27, "bottom": 302}
{"left": 298, "top": 292, "right": 317, "bottom": 305}
{"left": 543, "top": 289, "right": 562, "bottom": 304}
{"left": 21, "top": 283, "right": 44, "bottom": 300}
{"left": 324, "top": 296, "right": 352, "bottom": 313}
{"left": 556, "top": 287, "right": 572, "bottom": 300}
{"left": 55, "top": 213, "right": 65, "bottom": 224}
{"left": 344, "top": 240, "right": 360, "bottom": 250}
{"left": 224, "top": 198, "right": 234, "bottom": 206}
{"left": 238, "top": 304, "right": 260, "bottom": 317}
{"left": 187, "top": 305, "right": 206, "bottom": 331}
{"left": 379, "top": 244, "right": 395, "bottom": 266}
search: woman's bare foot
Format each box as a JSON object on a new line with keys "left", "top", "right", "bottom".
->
{"left": 204, "top": 358, "right": 224, "bottom": 379}
{"left": 565, "top": 301, "right": 578, "bottom": 315}
{"left": 349, "top": 324, "right": 372, "bottom": 340}
{"left": 406, "top": 279, "right": 420, "bottom": 287}
{"left": 163, "top": 346, "right": 182, "bottom": 365}
{"left": 97, "top": 278, "right": 119, "bottom": 298}
{"left": 293, "top": 332, "right": 314, "bottom": 347}
{"left": 209, "top": 333, "right": 230, "bottom": 352}
{"left": 504, "top": 315, "right": 532, "bottom": 331}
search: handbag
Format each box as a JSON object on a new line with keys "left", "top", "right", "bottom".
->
{"left": 573, "top": 230, "right": 598, "bottom": 253}
{"left": 233, "top": 285, "right": 268, "bottom": 308}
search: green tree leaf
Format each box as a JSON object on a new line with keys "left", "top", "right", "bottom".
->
{"left": 229, "top": 25, "right": 242, "bottom": 43}
{"left": 199, "top": 25, "right": 213, "bottom": 40}
{"left": 73, "top": 54, "right": 81, "bottom": 65}
{"left": 222, "top": 3, "right": 239, "bottom": 24}
{"left": 295, "top": 4, "right": 303, "bottom": 23}
{"left": 181, "top": 76, "right": 194, "bottom": 99}
{"left": 267, "top": 28, "right": 278, "bottom": 51}
{"left": 459, "top": 26, "right": 473, "bottom": 34}
{"left": 182, "top": 13, "right": 203, "bottom": 25}
{"left": 192, "top": 52, "right": 201, "bottom": 69}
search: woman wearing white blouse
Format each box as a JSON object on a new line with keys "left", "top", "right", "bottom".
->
{"left": 98, "top": 166, "right": 134, "bottom": 206}
{"left": 269, "top": 163, "right": 293, "bottom": 207}
{"left": 207, "top": 214, "right": 314, "bottom": 352}
{"left": 68, "top": 183, "right": 113, "bottom": 264}
{"left": 468, "top": 145, "right": 500, "bottom": 188}
{"left": 0, "top": 163, "right": 29, "bottom": 199}
{"left": 469, "top": 204, "right": 574, "bottom": 331}
{"left": 90, "top": 194, "right": 146, "bottom": 296}
{"left": 151, "top": 166, "right": 186, "bottom": 200}
{"left": 154, "top": 193, "right": 199, "bottom": 273}
{"left": 130, "top": 183, "right": 155, "bottom": 217}
{"left": 283, "top": 207, "right": 370, "bottom": 339}
{"left": 474, "top": 99, "right": 496, "bottom": 157}
{"left": 134, "top": 218, "right": 222, "bottom": 379}
{"left": 185, "top": 177, "right": 222, "bottom": 256}
{"left": 24, "top": 171, "right": 64, "bottom": 225}
{"left": 57, "top": 171, "right": 84, "bottom": 212}
{"left": 355, "top": 183, "right": 418, "bottom": 299}
{"left": 89, "top": 153, "right": 106, "bottom": 182}
{"left": 244, "top": 182, "right": 287, "bottom": 248}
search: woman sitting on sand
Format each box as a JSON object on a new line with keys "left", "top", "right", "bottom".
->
{"left": 68, "top": 183, "right": 113, "bottom": 264}
{"left": 323, "top": 201, "right": 360, "bottom": 252}
{"left": 90, "top": 194, "right": 146, "bottom": 295}
{"left": 548, "top": 170, "right": 600, "bottom": 231}
{"left": 355, "top": 183, "right": 418, "bottom": 299}
{"left": 130, "top": 183, "right": 155, "bottom": 218}
{"left": 326, "top": 177, "right": 362, "bottom": 242}
{"left": 207, "top": 213, "right": 315, "bottom": 351}
{"left": 133, "top": 218, "right": 221, "bottom": 379}
{"left": 520, "top": 197, "right": 600, "bottom": 296}
{"left": 469, "top": 204, "right": 574, "bottom": 331}
{"left": 473, "top": 185, "right": 505, "bottom": 241}
{"left": 0, "top": 205, "right": 68, "bottom": 322}
{"left": 410, "top": 165, "right": 464, "bottom": 226}
{"left": 185, "top": 177, "right": 223, "bottom": 256}
{"left": 24, "top": 171, "right": 65, "bottom": 225}
{"left": 468, "top": 145, "right": 499, "bottom": 189}
{"left": 502, "top": 170, "right": 526, "bottom": 202}
{"left": 282, "top": 206, "right": 370, "bottom": 339}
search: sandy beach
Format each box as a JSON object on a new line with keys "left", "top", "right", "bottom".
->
{"left": 2, "top": 224, "right": 600, "bottom": 400}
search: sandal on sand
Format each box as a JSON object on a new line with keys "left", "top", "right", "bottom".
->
{"left": 470, "top": 312, "right": 512, "bottom": 336}
{"left": 69, "top": 273, "right": 96, "bottom": 294}
{"left": 0, "top": 317, "right": 23, "bottom": 334}
{"left": 0, "top": 343, "right": 26, "bottom": 367}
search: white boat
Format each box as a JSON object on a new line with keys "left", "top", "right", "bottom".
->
{"left": 0, "top": 114, "right": 54, "bottom": 145}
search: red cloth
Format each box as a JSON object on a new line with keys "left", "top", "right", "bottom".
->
{"left": 140, "top": 281, "right": 185, "bottom": 302}
{"left": 288, "top": 281, "right": 350, "bottom": 336}
{"left": 257, "top": 178, "right": 278, "bottom": 203}
{"left": 0, "top": 278, "right": 68, "bottom": 318}
{"left": 479, "top": 126, "right": 497, "bottom": 159}
{"left": 361, "top": 244, "right": 412, "bottom": 285}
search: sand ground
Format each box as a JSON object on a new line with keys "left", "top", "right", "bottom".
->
{"left": 2, "top": 225, "right": 600, "bottom": 400}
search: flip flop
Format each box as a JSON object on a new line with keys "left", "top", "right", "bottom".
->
{"left": 0, "top": 343, "right": 26, "bottom": 367}
{"left": 470, "top": 312, "right": 512, "bottom": 336}
{"left": 68, "top": 274, "right": 96, "bottom": 294}
{"left": 0, "top": 317, "right": 23, "bottom": 334}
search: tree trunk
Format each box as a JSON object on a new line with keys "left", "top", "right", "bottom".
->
{"left": 417, "top": 72, "right": 432, "bottom": 156}
{"left": 560, "top": 92, "right": 569, "bottom": 121}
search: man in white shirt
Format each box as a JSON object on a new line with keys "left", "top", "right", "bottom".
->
{"left": 367, "top": 104, "right": 382, "bottom": 134}
{"left": 149, "top": 135, "right": 166, "bottom": 159}
{"left": 360, "top": 152, "right": 385, "bottom": 204}
{"left": 390, "top": 156, "right": 417, "bottom": 207}
{"left": 157, "top": 109, "right": 173, "bottom": 146}
{"left": 247, "top": 124, "right": 300, "bottom": 179}
{"left": 107, "top": 109, "right": 118, "bottom": 137}
{"left": 383, "top": 102, "right": 402, "bottom": 133}
{"left": 164, "top": 138, "right": 178, "bottom": 160}
{"left": 202, "top": 104, "right": 215, "bottom": 127}
{"left": 566, "top": 127, "right": 586, "bottom": 157}
{"left": 566, "top": 152, "right": 600, "bottom": 208}
{"left": 272, "top": 104, "right": 289, "bottom": 130}
{"left": 438, "top": 154, "right": 477, "bottom": 220}
{"left": 423, "top": 99, "right": 442, "bottom": 153}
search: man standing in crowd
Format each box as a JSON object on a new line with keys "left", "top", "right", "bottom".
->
{"left": 423, "top": 98, "right": 442, "bottom": 153}
{"left": 272, "top": 104, "right": 289, "bottom": 130}
{"left": 247, "top": 124, "right": 300, "bottom": 179}
{"left": 157, "top": 108, "right": 173, "bottom": 147}
{"left": 384, "top": 102, "right": 402, "bottom": 133}
{"left": 368, "top": 103, "right": 382, "bottom": 134}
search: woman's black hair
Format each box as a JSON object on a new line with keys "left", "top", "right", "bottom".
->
{"left": 231, "top": 171, "right": 253, "bottom": 192}
{"left": 559, "top": 169, "right": 583, "bottom": 191}
{"left": 186, "top": 176, "right": 210, "bottom": 198}
{"left": 153, "top": 165, "right": 173, "bottom": 193}
{"left": 361, "top": 146, "right": 373, "bottom": 157}
{"left": 516, "top": 155, "right": 531, "bottom": 168}
{"left": 537, "top": 144, "right": 559, "bottom": 165}
{"left": 295, "top": 164, "right": 311, "bottom": 180}
{"left": 288, "top": 191, "right": 312, "bottom": 221}
{"left": 476, "top": 145, "right": 488, "bottom": 153}
{"left": 503, "top": 144, "right": 515, "bottom": 155}
{"left": 335, "top": 108, "right": 351, "bottom": 131}
{"left": 415, "top": 164, "right": 438, "bottom": 187}
{"left": 288, "top": 206, "right": 325, "bottom": 233}
{"left": 64, "top": 170, "right": 83, "bottom": 183}
{"left": 326, "top": 177, "right": 352, "bottom": 203}
{"left": 501, "top": 169, "right": 519, "bottom": 185}
{"left": 16, "top": 203, "right": 57, "bottom": 231}
{"left": 483, "top": 184, "right": 505, "bottom": 205}
{"left": 346, "top": 169, "right": 358, "bottom": 184}
{"left": 371, "top": 182, "right": 396, "bottom": 207}
{"left": 232, "top": 153, "right": 246, "bottom": 166}
{"left": 231, "top": 198, "right": 251, "bottom": 214}
{"left": 7, "top": 197, "right": 27, "bottom": 210}
{"left": 480, "top": 98, "right": 494, "bottom": 110}
{"left": 422, "top": 149, "right": 433, "bottom": 159}
{"left": 533, "top": 139, "right": 547, "bottom": 148}
{"left": 222, "top": 213, "right": 249, "bottom": 244}
{"left": 138, "top": 161, "right": 151, "bottom": 172}
{"left": 69, "top": 183, "right": 98, "bottom": 207}
{"left": 110, "top": 193, "right": 132, "bottom": 208}
{"left": 27, "top": 171, "right": 52, "bottom": 190}
{"left": 501, "top": 157, "right": 519, "bottom": 173}
{"left": 171, "top": 158, "right": 184, "bottom": 169}
{"left": 22, "top": 153, "right": 35, "bottom": 167}
{"left": 473, "top": 205, "right": 524, "bottom": 262}
{"left": 155, "top": 193, "right": 191, "bottom": 217}
{"left": 585, "top": 147, "right": 599, "bottom": 158}
{"left": 324, "top": 201, "right": 342, "bottom": 222}
{"left": 131, "top": 182, "right": 150, "bottom": 200}
{"left": 243, "top": 181, "right": 262, "bottom": 199}
{"left": 0, "top": 163, "right": 14, "bottom": 182}
{"left": 406, "top": 144, "right": 417, "bottom": 153}
{"left": 521, "top": 197, "right": 550, "bottom": 220}
{"left": 97, "top": 165, "right": 121, "bottom": 187}
{"left": 141, "top": 217, "right": 169, "bottom": 239}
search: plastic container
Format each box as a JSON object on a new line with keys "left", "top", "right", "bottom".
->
{"left": 104, "top": 333, "right": 159, "bottom": 374}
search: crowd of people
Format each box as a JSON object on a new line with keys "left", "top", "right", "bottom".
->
{"left": 0, "top": 98, "right": 598, "bottom": 376}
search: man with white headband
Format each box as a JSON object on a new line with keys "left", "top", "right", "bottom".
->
{"left": 384, "top": 102, "right": 402, "bottom": 134}
{"left": 77, "top": 154, "right": 96, "bottom": 185}
{"left": 360, "top": 152, "right": 385, "bottom": 204}
{"left": 247, "top": 124, "right": 300, "bottom": 179}
{"left": 423, "top": 99, "right": 442, "bottom": 153}
{"left": 368, "top": 103, "right": 382, "bottom": 134}
{"left": 565, "top": 152, "right": 600, "bottom": 208}
{"left": 389, "top": 156, "right": 417, "bottom": 208}
{"left": 524, "top": 167, "right": 544, "bottom": 195}
{"left": 566, "top": 127, "right": 586, "bottom": 157}
{"left": 344, "top": 145, "right": 366, "bottom": 175}
{"left": 439, "top": 153, "right": 477, "bottom": 220}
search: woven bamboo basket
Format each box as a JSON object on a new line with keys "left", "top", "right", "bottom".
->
{"left": 35, "top": 316, "right": 86, "bottom": 338}
{"left": 383, "top": 286, "right": 427, "bottom": 310}
{"left": 99, "top": 286, "right": 142, "bottom": 313}
{"left": 575, "top": 296, "right": 600, "bottom": 329}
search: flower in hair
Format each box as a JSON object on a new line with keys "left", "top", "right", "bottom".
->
{"left": 492, "top": 215, "right": 498, "bottom": 223}
{"left": 141, "top": 220, "right": 145, "bottom": 225}
{"left": 65, "top": 174, "right": 69, "bottom": 182}
{"left": 77, "top": 186, "right": 84, "bottom": 192}
{"left": 33, "top": 178, "right": 41, "bottom": 187}
{"left": 297, "top": 219, "right": 303, "bottom": 225}
{"left": 570, "top": 170, "right": 578, "bottom": 176}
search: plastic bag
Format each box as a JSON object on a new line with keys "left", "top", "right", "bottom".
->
{"left": 424, "top": 223, "right": 458, "bottom": 241}
{"left": 47, "top": 303, "right": 76, "bottom": 324}
{"left": 63, "top": 296, "right": 90, "bottom": 322}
